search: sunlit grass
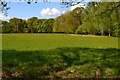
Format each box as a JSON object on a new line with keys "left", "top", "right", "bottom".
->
{"left": 2, "top": 33, "right": 118, "bottom": 51}
{"left": 2, "top": 33, "right": 119, "bottom": 79}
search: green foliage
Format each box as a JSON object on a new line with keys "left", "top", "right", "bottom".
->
{"left": 2, "top": 21, "right": 12, "bottom": 33}
{"left": 8, "top": 18, "right": 26, "bottom": 33}
{"left": 53, "top": 13, "right": 69, "bottom": 33}
{"left": 2, "top": 17, "right": 55, "bottom": 33}
{"left": 27, "top": 17, "right": 38, "bottom": 33}
{"left": 41, "top": 18, "right": 54, "bottom": 33}
{"left": 1, "top": 1, "right": 120, "bottom": 37}
{"left": 1, "top": 2, "right": 120, "bottom": 37}
{"left": 54, "top": 2, "right": 120, "bottom": 36}
{"left": 53, "top": 7, "right": 83, "bottom": 34}
{"left": 81, "top": 2, "right": 120, "bottom": 36}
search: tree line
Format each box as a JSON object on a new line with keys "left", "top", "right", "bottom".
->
{"left": 1, "top": 2, "right": 120, "bottom": 37}
{"left": 1, "top": 17, "right": 54, "bottom": 33}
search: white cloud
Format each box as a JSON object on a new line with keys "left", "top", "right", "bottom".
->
{"left": 71, "top": 3, "right": 85, "bottom": 10}
{"left": 62, "top": 11, "right": 66, "bottom": 14}
{"left": 0, "top": 13, "right": 12, "bottom": 20}
{"left": 41, "top": 8, "right": 60, "bottom": 17}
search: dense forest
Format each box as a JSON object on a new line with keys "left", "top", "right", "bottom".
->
{"left": 1, "top": 2, "right": 120, "bottom": 37}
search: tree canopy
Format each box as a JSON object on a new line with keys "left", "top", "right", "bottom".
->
{"left": 1, "top": 1, "right": 120, "bottom": 37}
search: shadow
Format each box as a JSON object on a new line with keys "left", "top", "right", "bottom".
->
{"left": 2, "top": 47, "right": 120, "bottom": 79}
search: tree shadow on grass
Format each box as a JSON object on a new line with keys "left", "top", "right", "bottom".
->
{"left": 2, "top": 47, "right": 120, "bottom": 79}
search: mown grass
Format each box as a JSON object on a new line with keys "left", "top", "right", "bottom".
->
{"left": 2, "top": 48, "right": 120, "bottom": 79}
{"left": 2, "top": 33, "right": 118, "bottom": 50}
{"left": 1, "top": 33, "right": 119, "bottom": 79}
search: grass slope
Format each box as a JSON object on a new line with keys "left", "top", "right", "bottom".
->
{"left": 1, "top": 33, "right": 119, "bottom": 79}
{"left": 2, "top": 33, "right": 118, "bottom": 51}
{"left": 2, "top": 48, "right": 120, "bottom": 79}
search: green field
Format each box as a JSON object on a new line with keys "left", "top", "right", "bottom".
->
{"left": 2, "top": 33, "right": 118, "bottom": 50}
{"left": 2, "top": 34, "right": 120, "bottom": 79}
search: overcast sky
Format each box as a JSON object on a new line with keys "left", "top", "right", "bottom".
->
{"left": 0, "top": 2, "right": 86, "bottom": 20}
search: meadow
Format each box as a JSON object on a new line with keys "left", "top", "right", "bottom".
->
{"left": 2, "top": 33, "right": 118, "bottom": 50}
{"left": 1, "top": 33, "right": 120, "bottom": 79}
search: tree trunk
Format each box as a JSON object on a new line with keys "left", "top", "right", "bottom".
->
{"left": 101, "top": 30, "right": 104, "bottom": 36}
{"left": 109, "top": 33, "right": 111, "bottom": 37}
{"left": 108, "top": 29, "right": 110, "bottom": 37}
